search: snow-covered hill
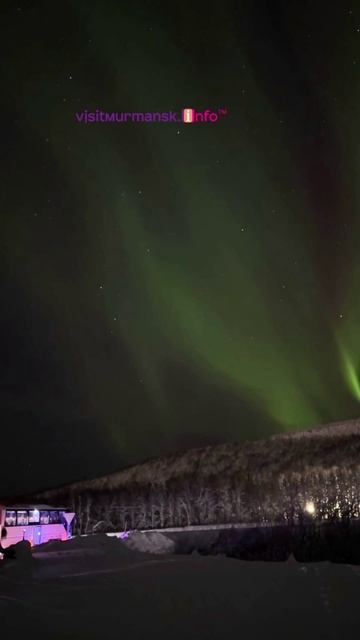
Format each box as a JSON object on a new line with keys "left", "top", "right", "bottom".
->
{"left": 29, "top": 417, "right": 360, "bottom": 501}
{"left": 7, "top": 417, "right": 359, "bottom": 533}
{"left": 271, "top": 417, "right": 360, "bottom": 440}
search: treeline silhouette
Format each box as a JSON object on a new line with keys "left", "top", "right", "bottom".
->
{"left": 29, "top": 430, "right": 360, "bottom": 536}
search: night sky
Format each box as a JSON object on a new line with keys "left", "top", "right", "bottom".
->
{"left": 2, "top": 1, "right": 360, "bottom": 496}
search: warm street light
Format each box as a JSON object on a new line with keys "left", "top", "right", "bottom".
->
{"left": 305, "top": 501, "right": 315, "bottom": 515}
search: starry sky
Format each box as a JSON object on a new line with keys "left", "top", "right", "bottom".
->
{"left": 2, "top": 0, "right": 360, "bottom": 495}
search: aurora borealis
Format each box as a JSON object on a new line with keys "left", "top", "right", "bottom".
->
{"left": 2, "top": 1, "right": 360, "bottom": 494}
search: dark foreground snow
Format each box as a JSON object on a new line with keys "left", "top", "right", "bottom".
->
{"left": 1, "top": 534, "right": 360, "bottom": 640}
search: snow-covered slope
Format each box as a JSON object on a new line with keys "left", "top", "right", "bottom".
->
{"left": 28, "top": 417, "right": 360, "bottom": 501}
{"left": 271, "top": 417, "right": 360, "bottom": 440}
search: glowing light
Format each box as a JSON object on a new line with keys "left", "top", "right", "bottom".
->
{"left": 305, "top": 501, "right": 315, "bottom": 515}
{"left": 119, "top": 530, "right": 130, "bottom": 539}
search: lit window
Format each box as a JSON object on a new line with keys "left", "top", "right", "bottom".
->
{"left": 5, "top": 511, "right": 16, "bottom": 526}
{"left": 28, "top": 509, "right": 40, "bottom": 524}
{"left": 40, "top": 511, "right": 49, "bottom": 525}
{"left": 49, "top": 511, "right": 59, "bottom": 524}
{"left": 16, "top": 511, "right": 29, "bottom": 526}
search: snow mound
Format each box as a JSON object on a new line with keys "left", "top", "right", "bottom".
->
{"left": 124, "top": 531, "right": 175, "bottom": 554}
{"left": 33, "top": 534, "right": 152, "bottom": 561}
{"left": 12, "top": 540, "right": 33, "bottom": 564}
{"left": 2, "top": 540, "right": 34, "bottom": 576}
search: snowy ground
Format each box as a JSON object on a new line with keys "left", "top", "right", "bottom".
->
{"left": 1, "top": 533, "right": 360, "bottom": 639}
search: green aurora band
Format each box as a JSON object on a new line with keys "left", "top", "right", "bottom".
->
{"left": 5, "top": 3, "right": 360, "bottom": 445}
